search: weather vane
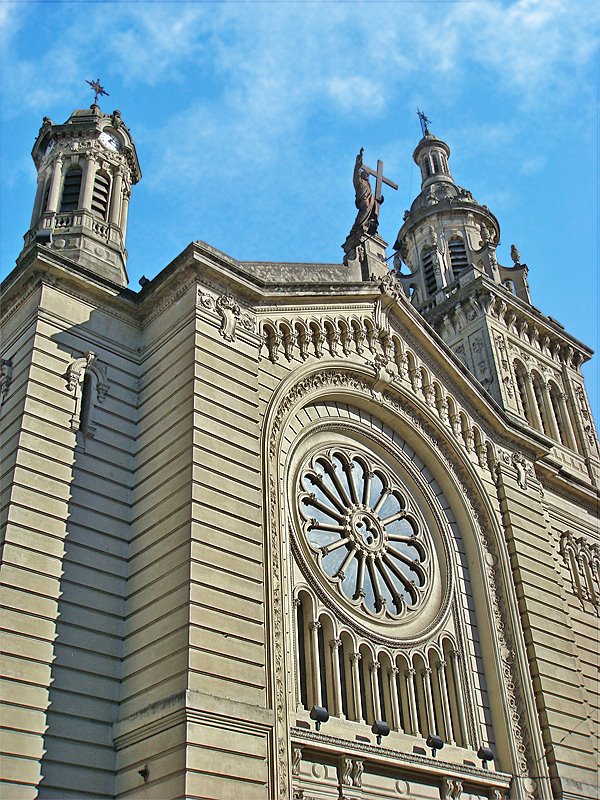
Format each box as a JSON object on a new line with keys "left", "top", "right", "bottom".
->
{"left": 86, "top": 78, "right": 109, "bottom": 105}
{"left": 417, "top": 108, "right": 431, "bottom": 137}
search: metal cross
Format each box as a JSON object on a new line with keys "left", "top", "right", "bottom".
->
{"left": 86, "top": 78, "right": 109, "bottom": 105}
{"left": 361, "top": 158, "right": 398, "bottom": 203}
{"left": 417, "top": 108, "right": 431, "bottom": 136}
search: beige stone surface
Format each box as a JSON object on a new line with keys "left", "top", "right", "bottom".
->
{"left": 2, "top": 117, "right": 598, "bottom": 800}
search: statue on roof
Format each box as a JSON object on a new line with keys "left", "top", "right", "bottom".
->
{"left": 352, "top": 148, "right": 378, "bottom": 234}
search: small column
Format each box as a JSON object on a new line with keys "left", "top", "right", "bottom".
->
{"left": 46, "top": 155, "right": 63, "bottom": 214}
{"left": 309, "top": 621, "right": 322, "bottom": 708}
{"left": 450, "top": 650, "right": 470, "bottom": 747}
{"left": 405, "top": 668, "right": 419, "bottom": 735}
{"left": 437, "top": 660, "right": 455, "bottom": 744}
{"left": 120, "top": 187, "right": 131, "bottom": 245}
{"left": 421, "top": 667, "right": 436, "bottom": 734}
{"left": 329, "top": 639, "right": 344, "bottom": 718}
{"left": 109, "top": 168, "right": 123, "bottom": 226}
{"left": 369, "top": 661, "right": 382, "bottom": 721}
{"left": 80, "top": 153, "right": 97, "bottom": 212}
{"left": 387, "top": 667, "right": 402, "bottom": 732}
{"left": 350, "top": 652, "right": 363, "bottom": 722}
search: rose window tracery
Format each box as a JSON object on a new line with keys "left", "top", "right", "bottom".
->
{"left": 298, "top": 450, "right": 430, "bottom": 619}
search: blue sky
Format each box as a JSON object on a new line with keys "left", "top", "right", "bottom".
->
{"left": 1, "top": 0, "right": 598, "bottom": 417}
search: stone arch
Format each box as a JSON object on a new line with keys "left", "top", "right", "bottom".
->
{"left": 262, "top": 362, "right": 547, "bottom": 793}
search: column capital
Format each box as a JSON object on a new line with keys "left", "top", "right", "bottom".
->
{"left": 369, "top": 660, "right": 381, "bottom": 673}
{"left": 350, "top": 652, "right": 362, "bottom": 664}
{"left": 329, "top": 638, "right": 342, "bottom": 651}
{"left": 437, "top": 660, "right": 447, "bottom": 671}
{"left": 420, "top": 666, "right": 432, "bottom": 678}
{"left": 405, "top": 667, "right": 416, "bottom": 678}
{"left": 387, "top": 666, "right": 399, "bottom": 677}
{"left": 309, "top": 620, "right": 321, "bottom": 632}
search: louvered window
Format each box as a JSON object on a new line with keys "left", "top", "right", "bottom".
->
{"left": 59, "top": 168, "right": 82, "bottom": 212}
{"left": 449, "top": 237, "right": 469, "bottom": 277}
{"left": 422, "top": 250, "right": 437, "bottom": 296}
{"left": 42, "top": 178, "right": 51, "bottom": 213}
{"left": 91, "top": 170, "right": 111, "bottom": 220}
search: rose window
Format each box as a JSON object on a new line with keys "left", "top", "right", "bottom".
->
{"left": 298, "top": 450, "right": 429, "bottom": 619}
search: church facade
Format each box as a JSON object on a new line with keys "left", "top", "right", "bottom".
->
{"left": 1, "top": 105, "right": 598, "bottom": 800}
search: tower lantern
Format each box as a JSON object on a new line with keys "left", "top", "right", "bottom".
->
{"left": 22, "top": 100, "right": 141, "bottom": 286}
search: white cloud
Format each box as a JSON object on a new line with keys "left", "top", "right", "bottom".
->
{"left": 326, "top": 76, "right": 385, "bottom": 115}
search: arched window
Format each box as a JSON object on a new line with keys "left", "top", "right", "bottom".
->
{"left": 59, "top": 166, "right": 82, "bottom": 212}
{"left": 449, "top": 236, "right": 469, "bottom": 278}
{"left": 91, "top": 169, "right": 111, "bottom": 220}
{"left": 79, "top": 372, "right": 93, "bottom": 434}
{"left": 41, "top": 177, "right": 51, "bottom": 213}
{"left": 549, "top": 383, "right": 567, "bottom": 445}
{"left": 514, "top": 361, "right": 531, "bottom": 422}
{"left": 295, "top": 598, "right": 309, "bottom": 710}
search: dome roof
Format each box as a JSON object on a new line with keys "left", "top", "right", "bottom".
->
{"left": 409, "top": 180, "right": 476, "bottom": 215}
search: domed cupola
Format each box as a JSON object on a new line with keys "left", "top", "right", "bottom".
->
{"left": 21, "top": 94, "right": 141, "bottom": 286}
{"left": 393, "top": 124, "right": 522, "bottom": 313}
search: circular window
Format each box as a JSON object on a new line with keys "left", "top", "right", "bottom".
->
{"left": 298, "top": 449, "right": 431, "bottom": 620}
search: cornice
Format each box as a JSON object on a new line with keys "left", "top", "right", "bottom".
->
{"left": 291, "top": 727, "right": 512, "bottom": 788}
{"left": 428, "top": 275, "right": 593, "bottom": 365}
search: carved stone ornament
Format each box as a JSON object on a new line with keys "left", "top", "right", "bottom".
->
{"left": 66, "top": 351, "right": 109, "bottom": 402}
{"left": 560, "top": 531, "right": 600, "bottom": 611}
{"left": 511, "top": 452, "right": 531, "bottom": 490}
{"left": 197, "top": 289, "right": 216, "bottom": 310}
{"left": 0, "top": 358, "right": 13, "bottom": 406}
{"left": 292, "top": 746, "right": 302, "bottom": 776}
{"left": 216, "top": 293, "right": 241, "bottom": 341}
{"left": 441, "top": 777, "right": 463, "bottom": 800}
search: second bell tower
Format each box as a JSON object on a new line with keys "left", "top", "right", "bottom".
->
{"left": 21, "top": 102, "right": 141, "bottom": 286}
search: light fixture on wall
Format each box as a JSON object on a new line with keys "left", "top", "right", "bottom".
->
{"left": 477, "top": 745, "right": 494, "bottom": 769}
{"left": 426, "top": 733, "right": 444, "bottom": 758}
{"left": 371, "top": 720, "right": 390, "bottom": 745}
{"left": 309, "top": 705, "right": 329, "bottom": 731}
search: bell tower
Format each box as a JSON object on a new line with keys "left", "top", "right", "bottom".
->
{"left": 21, "top": 101, "right": 141, "bottom": 286}
{"left": 394, "top": 121, "right": 599, "bottom": 486}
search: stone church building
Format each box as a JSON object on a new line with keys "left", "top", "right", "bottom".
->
{"left": 1, "top": 103, "right": 598, "bottom": 800}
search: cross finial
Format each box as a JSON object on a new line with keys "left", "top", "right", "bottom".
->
{"left": 86, "top": 78, "right": 109, "bottom": 106}
{"left": 417, "top": 108, "right": 431, "bottom": 137}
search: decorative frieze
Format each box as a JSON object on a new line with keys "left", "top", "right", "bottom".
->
{"left": 197, "top": 288, "right": 254, "bottom": 341}
{"left": 0, "top": 357, "right": 12, "bottom": 406}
